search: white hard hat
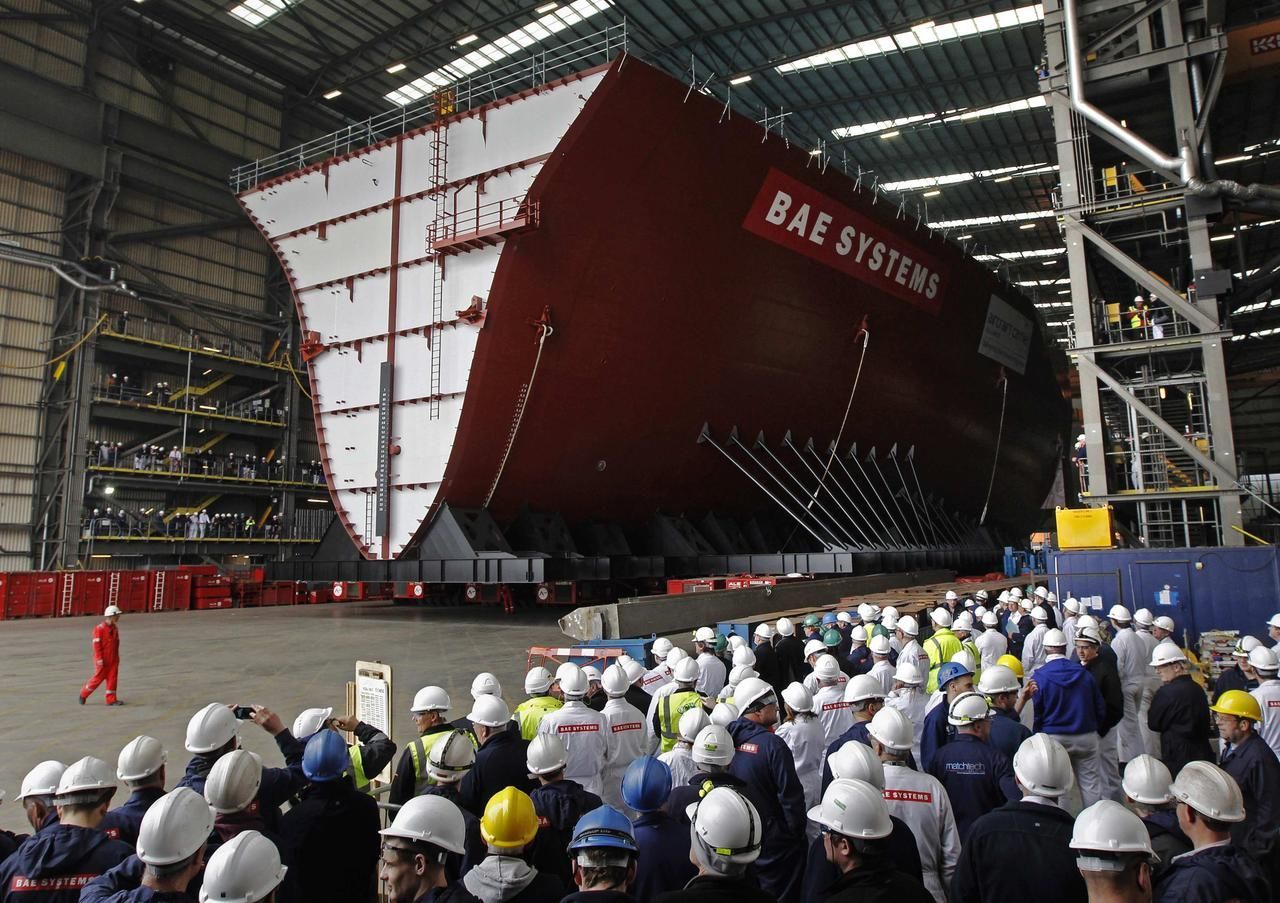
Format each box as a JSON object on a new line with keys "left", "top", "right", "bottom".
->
{"left": 1268, "top": 613, "right": 1280, "bottom": 629}
{"left": 19, "top": 760, "right": 66, "bottom": 801}
{"left": 410, "top": 686, "right": 451, "bottom": 714}
{"left": 974, "top": 605, "right": 988, "bottom": 619}
{"left": 869, "top": 634, "right": 892, "bottom": 656}
{"left": 728, "top": 664, "right": 758, "bottom": 686}
{"left": 1030, "top": 605, "right": 1048, "bottom": 622}
{"left": 845, "top": 674, "right": 886, "bottom": 705}
{"left": 1249, "top": 646, "right": 1279, "bottom": 673}
{"left": 426, "top": 731, "right": 475, "bottom": 784}
{"left": 977, "top": 664, "right": 1020, "bottom": 695}
{"left": 1170, "top": 760, "right": 1245, "bottom": 822}
{"left": 710, "top": 702, "right": 739, "bottom": 726}
{"left": 850, "top": 625, "right": 868, "bottom": 644}
{"left": 1046, "top": 591, "right": 1057, "bottom": 604}
{"left": 1043, "top": 628, "right": 1068, "bottom": 648}
{"left": 672, "top": 658, "right": 701, "bottom": 685}
{"left": 781, "top": 681, "right": 815, "bottom": 714}
{"left": 55, "top": 756, "right": 116, "bottom": 802}
{"left": 581, "top": 665, "right": 602, "bottom": 684}
{"left": 807, "top": 779, "right": 891, "bottom": 839}
{"left": 803, "top": 639, "right": 827, "bottom": 659}
{"left": 1076, "top": 625, "right": 1102, "bottom": 645}
{"left": 467, "top": 694, "right": 511, "bottom": 728}
{"left": 524, "top": 667, "right": 554, "bottom": 696}
{"left": 652, "top": 637, "right": 674, "bottom": 659}
{"left": 694, "top": 626, "right": 716, "bottom": 643}
{"left": 601, "top": 663, "right": 630, "bottom": 697}
{"left": 1069, "top": 800, "right": 1155, "bottom": 859}
{"left": 1077, "top": 614, "right": 1099, "bottom": 630}
{"left": 1153, "top": 615, "right": 1175, "bottom": 632}
{"left": 1122, "top": 755, "right": 1174, "bottom": 806}
{"left": 622, "top": 660, "right": 646, "bottom": 684}
{"left": 689, "top": 787, "right": 762, "bottom": 870}
{"left": 103, "top": 605, "right": 122, "bottom": 617}
{"left": 997, "top": 590, "right": 1011, "bottom": 603}
{"left": 948, "top": 691, "right": 992, "bottom": 726}
{"left": 199, "top": 830, "right": 289, "bottom": 903}
{"left": 945, "top": 590, "right": 958, "bottom": 601}
{"left": 725, "top": 636, "right": 746, "bottom": 653}
{"left": 1235, "top": 635, "right": 1261, "bottom": 657}
{"left": 731, "top": 647, "right": 757, "bottom": 668}
{"left": 893, "top": 660, "right": 923, "bottom": 687}
{"left": 953, "top": 613, "right": 974, "bottom": 632}
{"left": 380, "top": 796, "right": 468, "bottom": 854}
{"left": 949, "top": 649, "right": 977, "bottom": 672}
{"left": 666, "top": 647, "right": 690, "bottom": 665}
{"left": 204, "top": 750, "right": 262, "bottom": 815}
{"left": 678, "top": 707, "right": 711, "bottom": 743}
{"left": 137, "top": 788, "right": 214, "bottom": 866}
{"left": 1019, "top": 599, "right": 1033, "bottom": 612}
{"left": 1150, "top": 641, "right": 1187, "bottom": 667}
{"left": 775, "top": 617, "right": 795, "bottom": 637}
{"left": 734, "top": 677, "right": 776, "bottom": 713}
{"left": 118, "top": 736, "right": 167, "bottom": 783}
{"left": 897, "top": 615, "right": 919, "bottom": 637}
{"left": 867, "top": 707, "right": 914, "bottom": 752}
{"left": 1010, "top": 587, "right": 1023, "bottom": 599}
{"left": 881, "top": 613, "right": 899, "bottom": 631}
{"left": 836, "top": 611, "right": 853, "bottom": 624}
{"left": 526, "top": 734, "right": 568, "bottom": 776}
{"left": 827, "top": 741, "right": 884, "bottom": 789}
{"left": 1108, "top": 604, "right": 1132, "bottom": 622}
{"left": 617, "top": 653, "right": 635, "bottom": 665}
{"left": 1133, "top": 608, "right": 1154, "bottom": 627}
{"left": 559, "top": 663, "right": 589, "bottom": 696}
{"left": 813, "top": 655, "right": 842, "bottom": 682}
{"left": 1062, "top": 597, "right": 1079, "bottom": 614}
{"left": 1034, "top": 586, "right": 1048, "bottom": 599}
{"left": 930, "top": 608, "right": 952, "bottom": 628}
{"left": 185, "top": 703, "right": 239, "bottom": 754}
{"left": 857, "top": 603, "right": 876, "bottom": 622}
{"left": 981, "top": 611, "right": 999, "bottom": 628}
{"left": 290, "top": 707, "right": 333, "bottom": 741}
{"left": 752, "top": 623, "right": 774, "bottom": 640}
{"left": 470, "top": 672, "right": 501, "bottom": 699}
{"left": 883, "top": 605, "right": 898, "bottom": 619}
{"left": 1013, "top": 734, "right": 1073, "bottom": 798}
{"left": 692, "top": 725, "right": 735, "bottom": 767}
{"left": 975, "top": 590, "right": 988, "bottom": 601}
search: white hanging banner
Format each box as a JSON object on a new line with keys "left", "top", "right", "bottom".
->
{"left": 979, "top": 294, "right": 1033, "bottom": 375}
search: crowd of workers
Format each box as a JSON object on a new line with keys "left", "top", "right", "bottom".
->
{"left": 89, "top": 442, "right": 328, "bottom": 485}
{"left": 3, "top": 586, "right": 1280, "bottom": 903}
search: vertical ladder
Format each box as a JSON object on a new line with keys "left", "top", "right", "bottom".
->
{"left": 107, "top": 571, "right": 120, "bottom": 607}
{"left": 427, "top": 106, "right": 449, "bottom": 420}
{"left": 364, "top": 492, "right": 376, "bottom": 543}
{"left": 151, "top": 570, "right": 166, "bottom": 611}
{"left": 60, "top": 574, "right": 75, "bottom": 616}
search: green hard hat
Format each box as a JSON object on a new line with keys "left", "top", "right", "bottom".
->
{"left": 803, "top": 614, "right": 821, "bottom": 628}
{"left": 714, "top": 634, "right": 728, "bottom": 653}
{"left": 823, "top": 628, "right": 842, "bottom": 647}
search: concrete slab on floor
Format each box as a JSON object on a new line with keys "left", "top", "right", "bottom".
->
{"left": 0, "top": 601, "right": 571, "bottom": 833}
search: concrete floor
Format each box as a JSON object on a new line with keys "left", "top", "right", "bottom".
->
{"left": 0, "top": 600, "right": 576, "bottom": 833}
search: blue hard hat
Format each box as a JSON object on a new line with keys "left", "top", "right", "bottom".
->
{"left": 938, "top": 661, "right": 973, "bottom": 689}
{"left": 620, "top": 757, "right": 671, "bottom": 813}
{"left": 822, "top": 613, "right": 838, "bottom": 626}
{"left": 302, "top": 730, "right": 348, "bottom": 782}
{"left": 568, "top": 805, "right": 637, "bottom": 853}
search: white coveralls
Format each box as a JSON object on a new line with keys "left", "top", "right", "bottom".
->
{"left": 813, "top": 683, "right": 853, "bottom": 746}
{"left": 775, "top": 713, "right": 826, "bottom": 838}
{"left": 900, "top": 639, "right": 929, "bottom": 673}
{"left": 1135, "top": 627, "right": 1161, "bottom": 756}
{"left": 1111, "top": 626, "right": 1148, "bottom": 763}
{"left": 869, "top": 660, "right": 896, "bottom": 697}
{"left": 600, "top": 695, "right": 653, "bottom": 815}
{"left": 1063, "top": 616, "right": 1079, "bottom": 660}
{"left": 695, "top": 652, "right": 727, "bottom": 698}
{"left": 1021, "top": 623, "right": 1049, "bottom": 679}
{"left": 1251, "top": 678, "right": 1280, "bottom": 760}
{"left": 537, "top": 699, "right": 610, "bottom": 796}
{"left": 638, "top": 663, "right": 672, "bottom": 695}
{"left": 882, "top": 760, "right": 961, "bottom": 903}
{"left": 887, "top": 687, "right": 929, "bottom": 766}
{"left": 658, "top": 744, "right": 697, "bottom": 790}
{"left": 975, "top": 629, "right": 1007, "bottom": 671}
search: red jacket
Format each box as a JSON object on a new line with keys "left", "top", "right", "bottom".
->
{"left": 92, "top": 622, "right": 119, "bottom": 664}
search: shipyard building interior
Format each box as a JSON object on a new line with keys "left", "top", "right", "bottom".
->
{"left": 2, "top": 1, "right": 1280, "bottom": 902}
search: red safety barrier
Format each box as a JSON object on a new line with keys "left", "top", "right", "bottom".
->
{"left": 193, "top": 575, "right": 232, "bottom": 610}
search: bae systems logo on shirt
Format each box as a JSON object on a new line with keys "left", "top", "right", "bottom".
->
{"left": 611, "top": 722, "right": 642, "bottom": 733}
{"left": 884, "top": 789, "right": 933, "bottom": 803}
{"left": 944, "top": 762, "right": 988, "bottom": 775}
{"left": 12, "top": 875, "right": 96, "bottom": 891}
{"left": 557, "top": 723, "right": 600, "bottom": 734}
{"left": 642, "top": 674, "right": 664, "bottom": 686}
{"left": 739, "top": 742, "right": 760, "bottom": 754}
{"left": 822, "top": 702, "right": 850, "bottom": 712}
{"left": 1268, "top": 700, "right": 1280, "bottom": 708}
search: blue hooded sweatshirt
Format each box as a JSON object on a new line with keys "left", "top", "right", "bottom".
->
{"left": 1031, "top": 657, "right": 1105, "bottom": 735}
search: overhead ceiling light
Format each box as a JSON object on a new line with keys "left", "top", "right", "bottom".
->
{"left": 956, "top": 234, "right": 972, "bottom": 240}
{"left": 457, "top": 34, "right": 479, "bottom": 45}
{"left": 809, "top": 149, "right": 822, "bottom": 156}
{"left": 387, "top": 0, "right": 615, "bottom": 106}
{"left": 880, "top": 130, "right": 901, "bottom": 139}
{"left": 1019, "top": 222, "right": 1037, "bottom": 230}
{"left": 1214, "top": 154, "right": 1251, "bottom": 165}
{"left": 833, "top": 94, "right": 1046, "bottom": 139}
{"left": 306, "top": 497, "right": 330, "bottom": 504}
{"left": 778, "top": 3, "right": 1043, "bottom": 73}
{"left": 929, "top": 210, "right": 1054, "bottom": 229}
{"left": 536, "top": 1, "right": 559, "bottom": 11}
{"left": 974, "top": 247, "right": 1065, "bottom": 261}
{"left": 228, "top": 0, "right": 299, "bottom": 27}
{"left": 1210, "top": 234, "right": 1235, "bottom": 242}
{"left": 880, "top": 162, "right": 1056, "bottom": 193}
{"left": 993, "top": 175, "right": 1014, "bottom": 183}
{"left": 386, "top": 62, "right": 407, "bottom": 74}
{"left": 323, "top": 89, "right": 342, "bottom": 100}
{"left": 730, "top": 74, "right": 752, "bottom": 85}
{"left": 104, "top": 486, "right": 116, "bottom": 496}
{"left": 1041, "top": 260, "right": 1056, "bottom": 265}
{"left": 1058, "top": 289, "right": 1071, "bottom": 295}
{"left": 922, "top": 189, "right": 941, "bottom": 197}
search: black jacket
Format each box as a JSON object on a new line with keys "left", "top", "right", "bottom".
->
{"left": 1211, "top": 665, "right": 1256, "bottom": 703}
{"left": 1141, "top": 809, "right": 1191, "bottom": 882}
{"left": 1147, "top": 675, "right": 1214, "bottom": 778}
{"left": 420, "top": 784, "right": 486, "bottom": 881}
{"left": 801, "top": 816, "right": 923, "bottom": 903}
{"left": 753, "top": 642, "right": 782, "bottom": 697}
{"left": 822, "top": 858, "right": 933, "bottom": 903}
{"left": 1083, "top": 651, "right": 1125, "bottom": 736}
{"left": 561, "top": 892, "right": 638, "bottom": 903}
{"left": 949, "top": 800, "right": 1085, "bottom": 903}
{"left": 1219, "top": 732, "right": 1280, "bottom": 855}
{"left": 772, "top": 635, "right": 807, "bottom": 686}
{"left": 624, "top": 685, "right": 652, "bottom": 713}
{"left": 278, "top": 777, "right": 380, "bottom": 903}
{"left": 351, "top": 721, "right": 397, "bottom": 786}
{"left": 654, "top": 874, "right": 776, "bottom": 903}
{"left": 529, "top": 780, "right": 602, "bottom": 887}
{"left": 458, "top": 729, "right": 537, "bottom": 817}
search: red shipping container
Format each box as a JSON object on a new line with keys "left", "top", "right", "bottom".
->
{"left": 28, "top": 574, "right": 59, "bottom": 618}
{"left": 723, "top": 575, "right": 778, "bottom": 590}
{"left": 194, "top": 592, "right": 232, "bottom": 610}
{"left": 145, "top": 571, "right": 191, "bottom": 612}
{"left": 179, "top": 565, "right": 219, "bottom": 577}
{"left": 115, "top": 572, "right": 151, "bottom": 613}
{"left": 4, "top": 572, "right": 33, "bottom": 619}
{"left": 665, "top": 577, "right": 723, "bottom": 595}
{"left": 81, "top": 573, "right": 109, "bottom": 617}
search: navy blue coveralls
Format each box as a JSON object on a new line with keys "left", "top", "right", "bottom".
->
{"left": 457, "top": 730, "right": 535, "bottom": 817}
{"left": 1154, "top": 843, "right": 1270, "bottom": 903}
{"left": 820, "top": 722, "right": 918, "bottom": 795}
{"left": 528, "top": 779, "right": 601, "bottom": 888}
{"left": 632, "top": 810, "right": 695, "bottom": 902}
{"left": 987, "top": 707, "right": 1032, "bottom": 761}
{"left": 927, "top": 733, "right": 1019, "bottom": 836}
{"left": 176, "top": 729, "right": 305, "bottom": 835}
{"left": 0, "top": 824, "right": 132, "bottom": 903}
{"left": 727, "top": 718, "right": 807, "bottom": 903}
{"left": 100, "top": 787, "right": 166, "bottom": 848}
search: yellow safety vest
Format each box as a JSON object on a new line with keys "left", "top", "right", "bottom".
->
{"left": 925, "top": 629, "right": 962, "bottom": 693}
{"left": 347, "top": 744, "right": 371, "bottom": 794}
{"left": 406, "top": 734, "right": 440, "bottom": 795}
{"left": 657, "top": 690, "right": 704, "bottom": 753}
{"left": 515, "top": 696, "right": 563, "bottom": 740}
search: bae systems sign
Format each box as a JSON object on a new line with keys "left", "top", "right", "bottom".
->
{"left": 743, "top": 168, "right": 948, "bottom": 311}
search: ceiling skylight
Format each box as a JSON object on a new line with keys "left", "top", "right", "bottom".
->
{"left": 880, "top": 162, "right": 1058, "bottom": 192}
{"left": 229, "top": 0, "right": 302, "bottom": 28}
{"left": 778, "top": 4, "right": 1044, "bottom": 74}
{"left": 385, "top": 0, "right": 613, "bottom": 106}
{"left": 833, "top": 95, "right": 1047, "bottom": 140}
{"left": 929, "top": 209, "right": 1056, "bottom": 229}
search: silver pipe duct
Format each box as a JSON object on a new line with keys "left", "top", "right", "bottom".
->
{"left": 1186, "top": 177, "right": 1280, "bottom": 202}
{"left": 1061, "top": 0, "right": 1194, "bottom": 182}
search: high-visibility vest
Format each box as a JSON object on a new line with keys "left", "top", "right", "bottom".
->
{"left": 347, "top": 744, "right": 371, "bottom": 793}
{"left": 924, "top": 629, "right": 962, "bottom": 692}
{"left": 406, "top": 735, "right": 436, "bottom": 796}
{"left": 515, "top": 696, "right": 564, "bottom": 740}
{"left": 657, "top": 690, "right": 704, "bottom": 753}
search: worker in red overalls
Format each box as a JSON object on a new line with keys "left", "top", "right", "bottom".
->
{"left": 80, "top": 604, "right": 123, "bottom": 706}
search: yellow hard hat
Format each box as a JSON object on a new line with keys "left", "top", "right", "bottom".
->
{"left": 997, "top": 654, "right": 1024, "bottom": 679}
{"left": 479, "top": 786, "right": 538, "bottom": 850}
{"left": 1210, "top": 690, "right": 1262, "bottom": 723}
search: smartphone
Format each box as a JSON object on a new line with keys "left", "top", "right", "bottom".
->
{"left": 233, "top": 705, "right": 255, "bottom": 720}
